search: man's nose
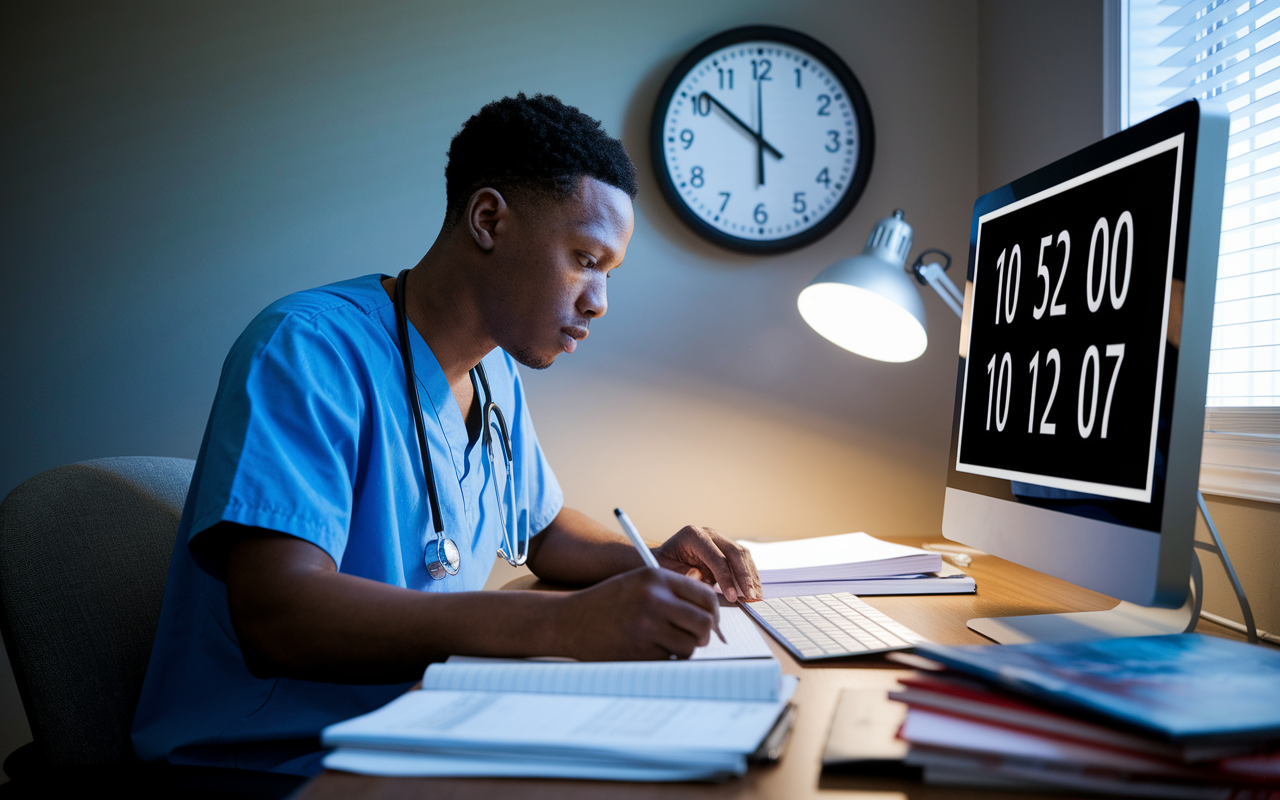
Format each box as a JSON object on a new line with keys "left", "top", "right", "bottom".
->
{"left": 578, "top": 274, "right": 607, "bottom": 319}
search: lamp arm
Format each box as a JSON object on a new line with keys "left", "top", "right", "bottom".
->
{"left": 916, "top": 262, "right": 963, "bottom": 319}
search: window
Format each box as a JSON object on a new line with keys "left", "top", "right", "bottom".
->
{"left": 1109, "top": 0, "right": 1280, "bottom": 501}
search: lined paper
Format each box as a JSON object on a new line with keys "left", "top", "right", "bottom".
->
{"left": 422, "top": 657, "right": 781, "bottom": 702}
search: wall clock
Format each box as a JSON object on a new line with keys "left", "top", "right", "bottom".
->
{"left": 651, "top": 26, "right": 874, "bottom": 254}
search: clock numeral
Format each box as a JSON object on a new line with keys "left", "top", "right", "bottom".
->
{"left": 690, "top": 166, "right": 705, "bottom": 188}
{"left": 718, "top": 68, "right": 733, "bottom": 90}
{"left": 752, "top": 59, "right": 772, "bottom": 81}
{"left": 792, "top": 192, "right": 806, "bottom": 213}
{"left": 754, "top": 203, "right": 768, "bottom": 224}
{"left": 718, "top": 192, "right": 731, "bottom": 212}
{"left": 816, "top": 94, "right": 832, "bottom": 116}
{"left": 795, "top": 68, "right": 802, "bottom": 88}
{"left": 680, "top": 129, "right": 694, "bottom": 149}
{"left": 693, "top": 94, "right": 711, "bottom": 116}
{"left": 825, "top": 130, "right": 840, "bottom": 152}
{"left": 816, "top": 167, "right": 830, "bottom": 187}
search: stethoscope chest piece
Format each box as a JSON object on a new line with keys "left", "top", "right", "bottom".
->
{"left": 426, "top": 536, "right": 461, "bottom": 580}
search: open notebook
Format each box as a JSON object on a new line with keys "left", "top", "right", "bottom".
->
{"left": 322, "top": 656, "right": 797, "bottom": 781}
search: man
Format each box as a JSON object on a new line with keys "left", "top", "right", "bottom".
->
{"left": 131, "top": 94, "right": 762, "bottom": 776}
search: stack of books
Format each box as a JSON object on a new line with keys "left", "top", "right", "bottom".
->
{"left": 740, "top": 532, "right": 975, "bottom": 597}
{"left": 889, "top": 634, "right": 1280, "bottom": 798}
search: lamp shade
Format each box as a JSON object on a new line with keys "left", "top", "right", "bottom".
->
{"left": 797, "top": 210, "right": 928, "bottom": 363}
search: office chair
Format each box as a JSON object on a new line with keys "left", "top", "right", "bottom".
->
{"left": 0, "top": 457, "right": 304, "bottom": 799}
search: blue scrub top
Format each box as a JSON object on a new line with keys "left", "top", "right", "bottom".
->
{"left": 131, "top": 274, "right": 563, "bottom": 776}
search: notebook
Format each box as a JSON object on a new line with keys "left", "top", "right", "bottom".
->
{"left": 321, "top": 656, "right": 797, "bottom": 780}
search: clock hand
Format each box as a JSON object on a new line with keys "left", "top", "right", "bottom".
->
{"left": 698, "top": 92, "right": 783, "bottom": 159}
{"left": 755, "top": 77, "right": 764, "bottom": 187}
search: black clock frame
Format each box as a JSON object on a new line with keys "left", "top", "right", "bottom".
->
{"left": 650, "top": 25, "right": 875, "bottom": 254}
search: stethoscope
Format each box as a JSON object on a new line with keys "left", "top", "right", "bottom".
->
{"left": 393, "top": 269, "right": 527, "bottom": 579}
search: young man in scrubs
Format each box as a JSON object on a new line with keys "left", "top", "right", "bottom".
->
{"left": 131, "top": 94, "right": 762, "bottom": 777}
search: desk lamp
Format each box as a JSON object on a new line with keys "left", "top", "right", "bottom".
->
{"left": 797, "top": 210, "right": 961, "bottom": 361}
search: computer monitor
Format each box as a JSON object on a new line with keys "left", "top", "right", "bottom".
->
{"left": 943, "top": 99, "right": 1229, "bottom": 644}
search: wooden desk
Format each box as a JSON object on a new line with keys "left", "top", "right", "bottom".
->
{"left": 294, "top": 548, "right": 1242, "bottom": 800}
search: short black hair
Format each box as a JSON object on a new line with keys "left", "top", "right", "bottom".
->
{"left": 444, "top": 93, "right": 638, "bottom": 227}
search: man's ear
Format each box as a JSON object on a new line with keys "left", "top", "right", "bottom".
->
{"left": 466, "top": 187, "right": 507, "bottom": 252}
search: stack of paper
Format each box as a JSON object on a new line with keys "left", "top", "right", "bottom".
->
{"left": 321, "top": 608, "right": 796, "bottom": 781}
{"left": 888, "top": 634, "right": 1280, "bottom": 797}
{"left": 740, "top": 532, "right": 975, "bottom": 597}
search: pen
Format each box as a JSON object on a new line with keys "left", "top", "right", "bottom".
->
{"left": 614, "top": 508, "right": 726, "bottom": 645}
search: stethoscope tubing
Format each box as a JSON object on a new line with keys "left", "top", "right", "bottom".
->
{"left": 393, "top": 269, "right": 525, "bottom": 577}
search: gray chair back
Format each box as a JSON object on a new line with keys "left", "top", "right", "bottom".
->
{"left": 0, "top": 456, "right": 194, "bottom": 766}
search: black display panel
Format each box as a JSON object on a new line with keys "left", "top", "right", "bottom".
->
{"left": 956, "top": 136, "right": 1185, "bottom": 505}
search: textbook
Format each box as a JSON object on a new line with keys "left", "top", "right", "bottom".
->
{"left": 321, "top": 656, "right": 797, "bottom": 781}
{"left": 887, "top": 670, "right": 1280, "bottom": 796}
{"left": 913, "top": 634, "right": 1280, "bottom": 745}
{"left": 740, "top": 532, "right": 942, "bottom": 583}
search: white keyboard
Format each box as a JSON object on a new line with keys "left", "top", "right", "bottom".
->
{"left": 743, "top": 592, "right": 929, "bottom": 661}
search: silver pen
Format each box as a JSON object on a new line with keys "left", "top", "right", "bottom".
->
{"left": 614, "top": 508, "right": 725, "bottom": 644}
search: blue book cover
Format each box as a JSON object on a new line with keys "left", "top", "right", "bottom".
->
{"left": 913, "top": 634, "right": 1280, "bottom": 742}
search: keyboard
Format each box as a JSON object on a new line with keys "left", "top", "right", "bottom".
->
{"left": 743, "top": 592, "right": 929, "bottom": 661}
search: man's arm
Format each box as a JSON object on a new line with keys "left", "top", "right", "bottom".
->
{"left": 526, "top": 507, "right": 762, "bottom": 603}
{"left": 223, "top": 522, "right": 722, "bottom": 683}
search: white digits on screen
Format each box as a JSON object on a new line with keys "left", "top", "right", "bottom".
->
{"left": 1087, "top": 213, "right": 1132, "bottom": 313}
{"left": 994, "top": 245, "right": 1022, "bottom": 324}
{"left": 1033, "top": 231, "right": 1070, "bottom": 320}
{"left": 1110, "top": 212, "right": 1133, "bottom": 310}
{"left": 1027, "top": 349, "right": 1061, "bottom": 434}
{"left": 1077, "top": 343, "right": 1125, "bottom": 439}
{"left": 986, "top": 352, "right": 1013, "bottom": 432}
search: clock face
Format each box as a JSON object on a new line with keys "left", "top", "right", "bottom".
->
{"left": 651, "top": 26, "right": 874, "bottom": 253}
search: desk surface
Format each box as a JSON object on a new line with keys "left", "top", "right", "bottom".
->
{"left": 294, "top": 546, "right": 1243, "bottom": 800}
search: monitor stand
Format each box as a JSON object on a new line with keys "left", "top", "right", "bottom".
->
{"left": 967, "top": 550, "right": 1203, "bottom": 645}
{"left": 968, "top": 494, "right": 1260, "bottom": 645}
{"left": 967, "top": 596, "right": 1197, "bottom": 644}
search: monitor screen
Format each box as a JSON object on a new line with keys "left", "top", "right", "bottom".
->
{"left": 943, "top": 100, "right": 1227, "bottom": 607}
{"left": 958, "top": 137, "right": 1182, "bottom": 516}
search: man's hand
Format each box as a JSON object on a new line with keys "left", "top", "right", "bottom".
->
{"left": 653, "top": 526, "right": 762, "bottom": 603}
{"left": 554, "top": 567, "right": 719, "bottom": 660}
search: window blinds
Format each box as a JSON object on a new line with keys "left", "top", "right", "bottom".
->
{"left": 1130, "top": 0, "right": 1280, "bottom": 406}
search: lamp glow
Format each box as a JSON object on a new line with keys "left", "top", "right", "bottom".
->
{"left": 798, "top": 281, "right": 928, "bottom": 362}
{"left": 798, "top": 209, "right": 939, "bottom": 363}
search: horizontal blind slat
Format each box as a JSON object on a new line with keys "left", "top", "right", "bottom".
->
{"left": 1162, "top": 58, "right": 1280, "bottom": 106}
{"left": 1161, "top": 17, "right": 1280, "bottom": 77}
{"left": 1161, "top": 25, "right": 1280, "bottom": 91}
{"left": 1159, "top": 1, "right": 1276, "bottom": 48}
{"left": 1229, "top": 109, "right": 1280, "bottom": 146}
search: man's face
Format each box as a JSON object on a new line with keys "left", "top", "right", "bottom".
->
{"left": 481, "top": 176, "right": 635, "bottom": 369}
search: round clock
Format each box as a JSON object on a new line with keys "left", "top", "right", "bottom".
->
{"left": 651, "top": 26, "right": 874, "bottom": 254}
